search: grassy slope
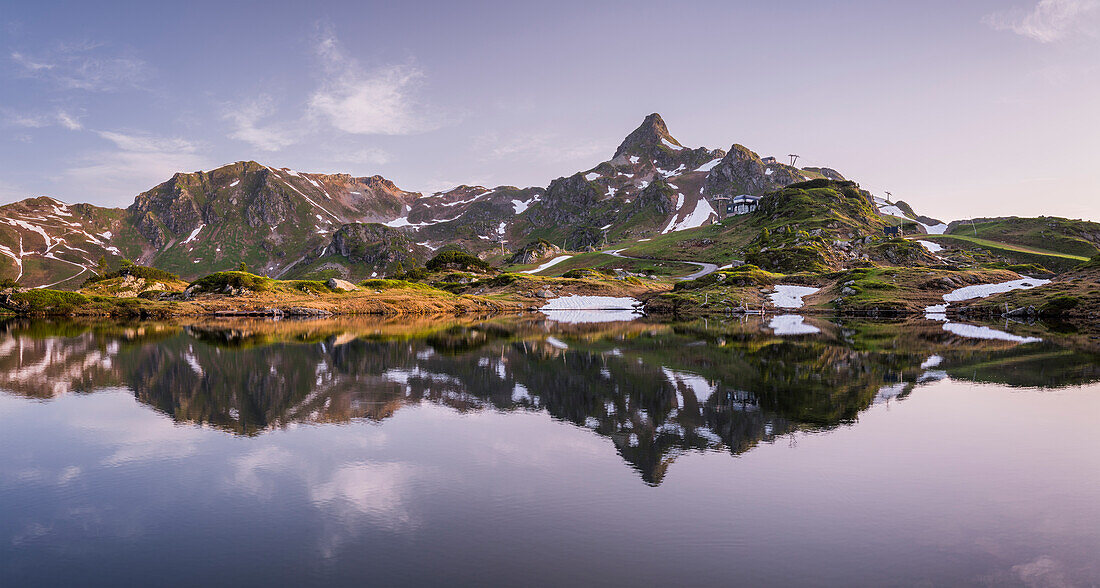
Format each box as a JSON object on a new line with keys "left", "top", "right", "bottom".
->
{"left": 504, "top": 251, "right": 699, "bottom": 278}
{"left": 924, "top": 234, "right": 1089, "bottom": 260}
{"left": 947, "top": 217, "right": 1100, "bottom": 258}
{"left": 922, "top": 233, "right": 1088, "bottom": 273}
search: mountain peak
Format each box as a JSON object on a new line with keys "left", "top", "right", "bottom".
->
{"left": 614, "top": 113, "right": 682, "bottom": 158}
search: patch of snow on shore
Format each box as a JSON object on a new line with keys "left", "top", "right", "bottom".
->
{"left": 769, "top": 285, "right": 820, "bottom": 309}
{"left": 943, "top": 277, "right": 1050, "bottom": 302}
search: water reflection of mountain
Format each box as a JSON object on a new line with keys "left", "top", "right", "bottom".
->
{"left": 2, "top": 317, "right": 1098, "bottom": 484}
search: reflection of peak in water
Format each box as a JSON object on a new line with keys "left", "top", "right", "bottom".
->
{"left": 3, "top": 317, "right": 1099, "bottom": 483}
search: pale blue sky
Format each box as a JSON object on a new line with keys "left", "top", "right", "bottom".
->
{"left": 2, "top": 0, "right": 1098, "bottom": 222}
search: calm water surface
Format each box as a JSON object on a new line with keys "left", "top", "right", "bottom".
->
{"left": 1, "top": 315, "right": 1098, "bottom": 587}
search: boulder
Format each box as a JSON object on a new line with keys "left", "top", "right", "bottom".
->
{"left": 326, "top": 278, "right": 359, "bottom": 292}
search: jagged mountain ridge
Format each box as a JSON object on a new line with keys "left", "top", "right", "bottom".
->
{"left": 1, "top": 113, "right": 877, "bottom": 287}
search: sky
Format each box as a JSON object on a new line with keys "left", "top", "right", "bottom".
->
{"left": 1, "top": 0, "right": 1098, "bottom": 222}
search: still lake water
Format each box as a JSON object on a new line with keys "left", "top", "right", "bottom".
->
{"left": 1, "top": 315, "right": 1099, "bottom": 587}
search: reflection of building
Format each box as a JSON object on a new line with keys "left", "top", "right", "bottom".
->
{"left": 728, "top": 194, "right": 760, "bottom": 216}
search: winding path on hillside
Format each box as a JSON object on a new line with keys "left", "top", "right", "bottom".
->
{"left": 604, "top": 248, "right": 718, "bottom": 281}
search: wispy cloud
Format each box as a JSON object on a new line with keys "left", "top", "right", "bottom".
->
{"left": 63, "top": 130, "right": 211, "bottom": 201}
{"left": 9, "top": 42, "right": 148, "bottom": 91}
{"left": 56, "top": 110, "right": 83, "bottom": 130}
{"left": 326, "top": 147, "right": 392, "bottom": 166}
{"left": 2, "top": 108, "right": 83, "bottom": 130}
{"left": 984, "top": 0, "right": 1100, "bottom": 42}
{"left": 223, "top": 96, "right": 299, "bottom": 151}
{"left": 474, "top": 131, "right": 608, "bottom": 163}
{"left": 0, "top": 179, "right": 28, "bottom": 202}
{"left": 307, "top": 26, "right": 439, "bottom": 135}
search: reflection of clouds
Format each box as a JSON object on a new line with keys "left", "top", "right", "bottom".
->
{"left": 227, "top": 427, "right": 417, "bottom": 558}
{"left": 1, "top": 465, "right": 80, "bottom": 486}
{"left": 311, "top": 462, "right": 418, "bottom": 528}
{"left": 1011, "top": 555, "right": 1069, "bottom": 588}
{"left": 230, "top": 445, "right": 298, "bottom": 499}
{"left": 68, "top": 390, "right": 207, "bottom": 465}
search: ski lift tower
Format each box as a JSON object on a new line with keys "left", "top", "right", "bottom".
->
{"left": 788, "top": 154, "right": 800, "bottom": 166}
{"left": 712, "top": 195, "right": 731, "bottom": 220}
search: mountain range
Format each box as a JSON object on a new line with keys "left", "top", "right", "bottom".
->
{"left": 1, "top": 113, "right": 943, "bottom": 288}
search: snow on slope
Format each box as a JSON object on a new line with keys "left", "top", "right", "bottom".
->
{"left": 522, "top": 255, "right": 573, "bottom": 274}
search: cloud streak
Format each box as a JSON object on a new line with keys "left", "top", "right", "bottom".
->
{"left": 307, "top": 27, "right": 438, "bottom": 135}
{"left": 3, "top": 108, "right": 83, "bottom": 130}
{"left": 9, "top": 43, "right": 149, "bottom": 91}
{"left": 984, "top": 0, "right": 1100, "bottom": 42}
{"left": 63, "top": 130, "right": 211, "bottom": 202}
{"left": 223, "top": 96, "right": 299, "bottom": 151}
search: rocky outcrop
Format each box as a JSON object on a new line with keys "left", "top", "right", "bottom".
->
{"left": 128, "top": 174, "right": 204, "bottom": 244}
{"left": 703, "top": 145, "right": 808, "bottom": 197}
{"left": 243, "top": 184, "right": 293, "bottom": 228}
{"left": 508, "top": 240, "right": 562, "bottom": 264}
{"left": 329, "top": 223, "right": 429, "bottom": 267}
{"left": 326, "top": 278, "right": 359, "bottom": 291}
{"left": 803, "top": 167, "right": 845, "bottom": 181}
{"left": 613, "top": 113, "right": 722, "bottom": 171}
{"left": 523, "top": 173, "right": 605, "bottom": 229}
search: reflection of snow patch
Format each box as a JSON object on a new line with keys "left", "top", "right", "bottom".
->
{"left": 544, "top": 337, "right": 568, "bottom": 350}
{"left": 921, "top": 355, "right": 943, "bottom": 369}
{"left": 539, "top": 295, "right": 641, "bottom": 324}
{"left": 943, "top": 322, "right": 1042, "bottom": 343}
{"left": 768, "top": 315, "right": 821, "bottom": 335}
{"left": 512, "top": 384, "right": 531, "bottom": 402}
{"left": 661, "top": 367, "right": 717, "bottom": 404}
{"left": 875, "top": 382, "right": 908, "bottom": 404}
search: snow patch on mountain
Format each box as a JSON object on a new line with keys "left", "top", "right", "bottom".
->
{"left": 182, "top": 224, "right": 205, "bottom": 244}
{"left": 662, "top": 198, "right": 717, "bottom": 234}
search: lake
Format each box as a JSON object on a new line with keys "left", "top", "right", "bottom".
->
{"left": 1, "top": 315, "right": 1099, "bottom": 586}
